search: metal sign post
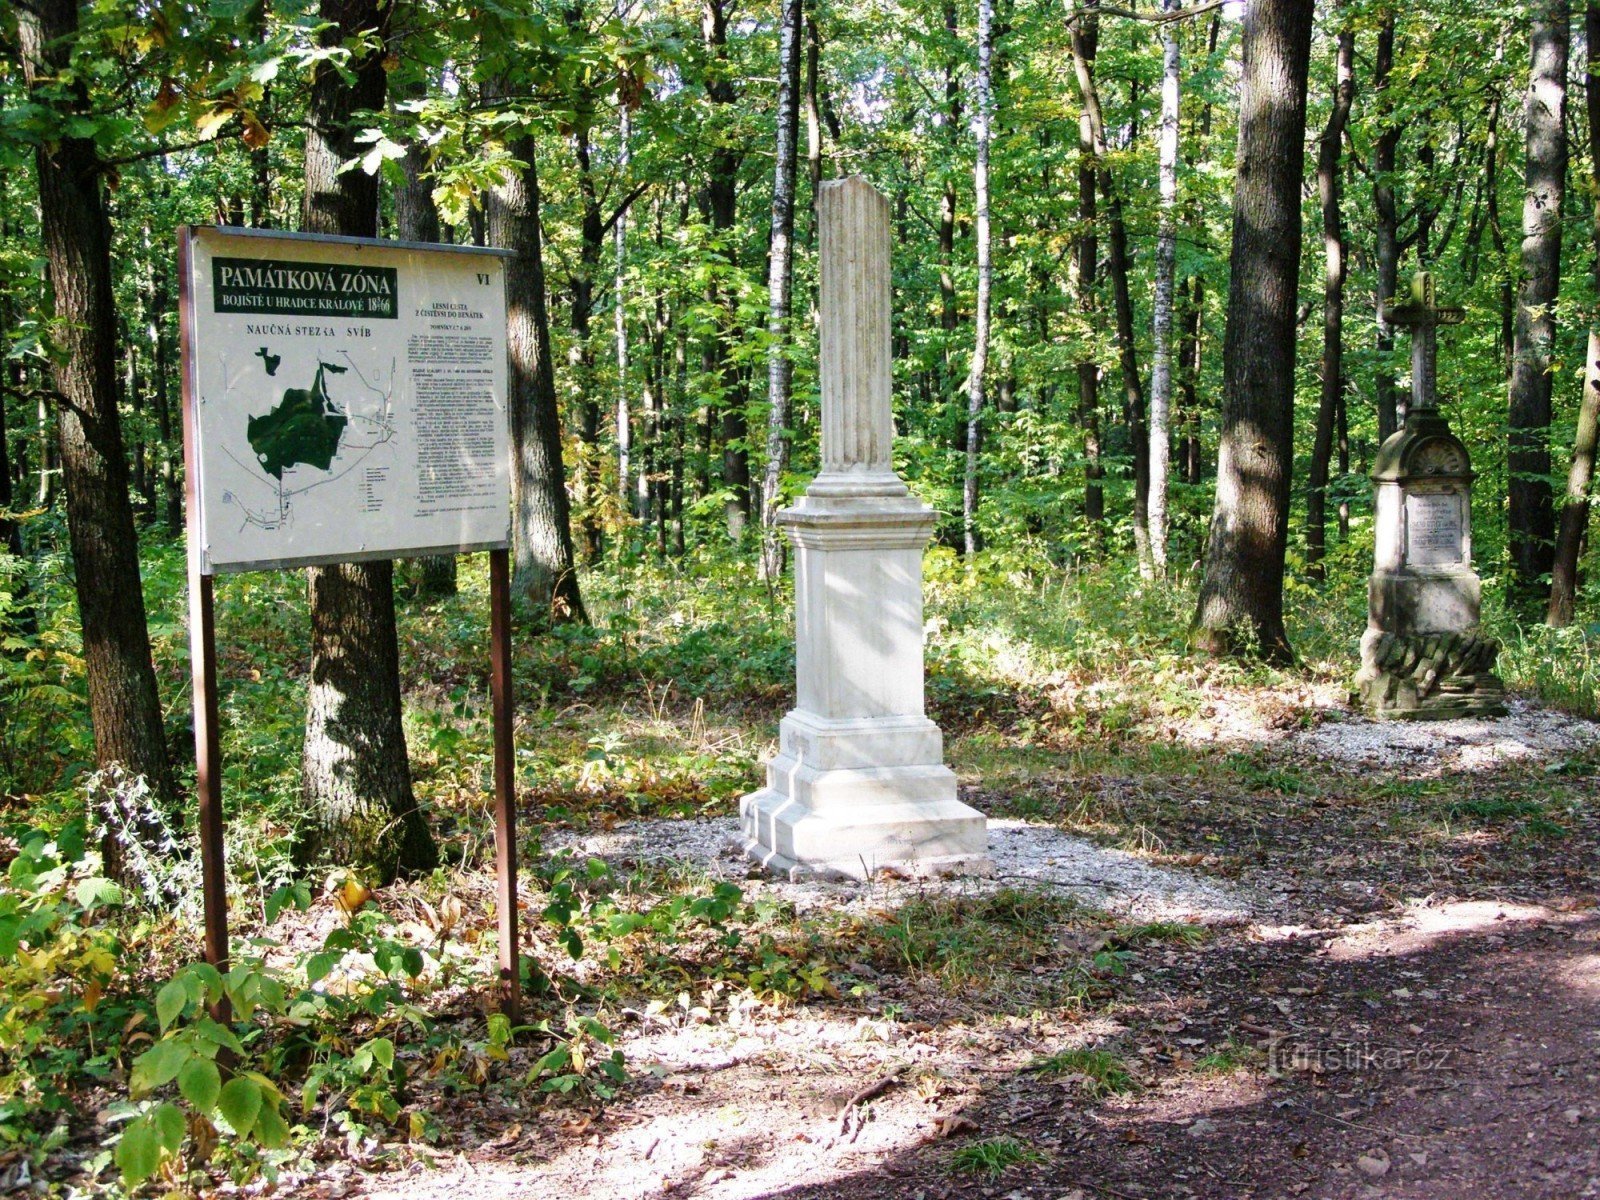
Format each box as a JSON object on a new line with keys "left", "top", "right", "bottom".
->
{"left": 178, "top": 226, "right": 521, "bottom": 1023}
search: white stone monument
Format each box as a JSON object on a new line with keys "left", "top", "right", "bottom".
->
{"left": 739, "top": 177, "right": 990, "bottom": 880}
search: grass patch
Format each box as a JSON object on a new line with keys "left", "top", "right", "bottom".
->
{"left": 1115, "top": 920, "right": 1206, "bottom": 947}
{"left": 1192, "top": 1040, "right": 1255, "bottom": 1074}
{"left": 949, "top": 1137, "right": 1044, "bottom": 1176}
{"left": 1029, "top": 1047, "right": 1136, "bottom": 1098}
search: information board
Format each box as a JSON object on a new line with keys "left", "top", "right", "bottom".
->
{"left": 181, "top": 227, "right": 511, "bottom": 573}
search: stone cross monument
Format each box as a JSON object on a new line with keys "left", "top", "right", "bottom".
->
{"left": 740, "top": 177, "right": 990, "bottom": 880}
{"left": 1354, "top": 272, "right": 1504, "bottom": 719}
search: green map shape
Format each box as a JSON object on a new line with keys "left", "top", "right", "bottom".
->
{"left": 246, "top": 360, "right": 349, "bottom": 480}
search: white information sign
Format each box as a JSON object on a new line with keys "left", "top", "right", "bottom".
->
{"left": 181, "top": 227, "right": 511, "bottom": 573}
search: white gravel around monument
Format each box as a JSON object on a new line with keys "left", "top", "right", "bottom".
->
{"left": 547, "top": 816, "right": 1260, "bottom": 923}
{"left": 1286, "top": 696, "right": 1600, "bottom": 771}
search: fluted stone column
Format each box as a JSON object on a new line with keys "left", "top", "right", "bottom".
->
{"left": 739, "top": 177, "right": 990, "bottom": 881}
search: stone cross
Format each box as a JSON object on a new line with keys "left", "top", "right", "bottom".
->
{"left": 1383, "top": 271, "right": 1464, "bottom": 414}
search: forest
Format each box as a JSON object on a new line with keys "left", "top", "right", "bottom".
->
{"left": 2, "top": 0, "right": 1600, "bottom": 1195}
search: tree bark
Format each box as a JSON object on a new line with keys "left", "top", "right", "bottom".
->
{"left": 1179, "top": 273, "right": 1204, "bottom": 487}
{"left": 1072, "top": 9, "right": 1104, "bottom": 546}
{"left": 1508, "top": 0, "right": 1568, "bottom": 608}
{"left": 1307, "top": 20, "right": 1354, "bottom": 582}
{"left": 396, "top": 80, "right": 457, "bottom": 600}
{"left": 1548, "top": 2, "right": 1600, "bottom": 626}
{"left": 1191, "top": 0, "right": 1314, "bottom": 663}
{"left": 963, "top": 0, "right": 995, "bottom": 557}
{"left": 1148, "top": 0, "right": 1181, "bottom": 574}
{"left": 702, "top": 0, "right": 749, "bottom": 540}
{"left": 761, "top": 0, "right": 804, "bottom": 578}
{"left": 16, "top": 0, "right": 178, "bottom": 835}
{"left": 571, "top": 95, "right": 605, "bottom": 560}
{"left": 488, "top": 128, "right": 589, "bottom": 623}
{"left": 297, "top": 0, "right": 437, "bottom": 883}
{"left": 1373, "top": 13, "right": 1400, "bottom": 442}
{"left": 1069, "top": 4, "right": 1148, "bottom": 574}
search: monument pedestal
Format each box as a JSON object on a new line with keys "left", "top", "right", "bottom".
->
{"left": 739, "top": 178, "right": 989, "bottom": 881}
{"left": 740, "top": 481, "right": 989, "bottom": 880}
{"left": 1353, "top": 408, "right": 1504, "bottom": 720}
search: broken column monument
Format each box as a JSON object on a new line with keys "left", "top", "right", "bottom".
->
{"left": 740, "top": 176, "right": 990, "bottom": 880}
{"left": 1354, "top": 271, "right": 1505, "bottom": 719}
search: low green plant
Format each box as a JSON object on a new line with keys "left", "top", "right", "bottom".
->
{"left": 949, "top": 1136, "right": 1044, "bottom": 1176}
{"left": 1029, "top": 1047, "right": 1135, "bottom": 1098}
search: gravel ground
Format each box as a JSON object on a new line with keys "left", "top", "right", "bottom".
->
{"left": 548, "top": 816, "right": 1263, "bottom": 923}
{"left": 1288, "top": 697, "right": 1600, "bottom": 771}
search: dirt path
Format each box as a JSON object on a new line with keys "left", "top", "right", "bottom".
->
{"left": 332, "top": 706, "right": 1599, "bottom": 1200}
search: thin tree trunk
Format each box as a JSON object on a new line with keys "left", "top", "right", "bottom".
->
{"left": 1548, "top": 2, "right": 1600, "bottom": 626}
{"left": 1192, "top": 0, "right": 1314, "bottom": 664}
{"left": 488, "top": 127, "right": 589, "bottom": 623}
{"left": 806, "top": 13, "right": 823, "bottom": 236}
{"left": 1073, "top": 9, "right": 1104, "bottom": 546}
{"left": 963, "top": 0, "right": 994, "bottom": 557}
{"left": 1508, "top": 0, "right": 1568, "bottom": 608}
{"left": 296, "top": 0, "right": 437, "bottom": 884}
{"left": 940, "top": 0, "right": 961, "bottom": 430}
{"left": 571, "top": 109, "right": 605, "bottom": 560}
{"left": 1179, "top": 273, "right": 1204, "bottom": 486}
{"left": 703, "top": 0, "right": 748, "bottom": 539}
{"left": 1307, "top": 20, "right": 1354, "bottom": 582}
{"left": 761, "top": 0, "right": 803, "bottom": 578}
{"left": 1148, "top": 0, "right": 1181, "bottom": 574}
{"left": 397, "top": 79, "right": 457, "bottom": 600}
{"left": 1373, "top": 13, "right": 1400, "bottom": 442}
{"left": 15, "top": 0, "right": 177, "bottom": 844}
{"left": 616, "top": 108, "right": 637, "bottom": 522}
{"left": 1070, "top": 4, "right": 1148, "bottom": 573}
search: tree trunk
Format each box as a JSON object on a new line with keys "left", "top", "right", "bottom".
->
{"left": 296, "top": 0, "right": 436, "bottom": 883}
{"left": 1307, "top": 20, "right": 1354, "bottom": 582}
{"left": 940, "top": 0, "right": 962, "bottom": 434}
{"left": 761, "top": 0, "right": 804, "bottom": 578}
{"left": 1373, "top": 14, "right": 1400, "bottom": 442}
{"left": 16, "top": 0, "right": 178, "bottom": 838}
{"left": 396, "top": 82, "right": 457, "bottom": 601}
{"left": 488, "top": 128, "right": 589, "bottom": 624}
{"left": 1072, "top": 9, "right": 1104, "bottom": 547}
{"left": 1148, "top": 0, "right": 1181, "bottom": 574}
{"left": 702, "top": 0, "right": 748, "bottom": 540}
{"left": 1508, "top": 0, "right": 1568, "bottom": 609}
{"left": 1548, "top": 2, "right": 1600, "bottom": 627}
{"left": 1070, "top": 5, "right": 1148, "bottom": 574}
{"left": 616, "top": 108, "right": 638, "bottom": 523}
{"left": 571, "top": 102, "right": 605, "bottom": 560}
{"left": 963, "top": 0, "right": 994, "bottom": 557}
{"left": 1179, "top": 273, "right": 1204, "bottom": 486}
{"left": 1191, "top": 0, "right": 1314, "bottom": 663}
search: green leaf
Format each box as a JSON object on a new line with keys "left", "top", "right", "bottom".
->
{"left": 115, "top": 1117, "right": 161, "bottom": 1186}
{"left": 305, "top": 950, "right": 340, "bottom": 984}
{"left": 178, "top": 1056, "right": 221, "bottom": 1112}
{"left": 130, "top": 1039, "right": 189, "bottom": 1094}
{"left": 156, "top": 978, "right": 188, "bottom": 1032}
{"left": 253, "top": 1100, "right": 290, "bottom": 1149}
{"left": 217, "top": 1077, "right": 262, "bottom": 1138}
{"left": 74, "top": 877, "right": 123, "bottom": 909}
{"left": 365, "top": 1037, "right": 395, "bottom": 1071}
{"left": 152, "top": 1102, "right": 185, "bottom": 1153}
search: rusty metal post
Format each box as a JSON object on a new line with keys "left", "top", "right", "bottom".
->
{"left": 178, "top": 229, "right": 231, "bottom": 990}
{"left": 488, "top": 547, "right": 520, "bottom": 1024}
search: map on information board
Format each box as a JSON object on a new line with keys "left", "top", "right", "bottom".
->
{"left": 182, "top": 228, "right": 511, "bottom": 573}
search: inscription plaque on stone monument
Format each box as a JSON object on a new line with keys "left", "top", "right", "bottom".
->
{"left": 1354, "top": 272, "right": 1503, "bottom": 719}
{"left": 1405, "top": 492, "right": 1464, "bottom": 568}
